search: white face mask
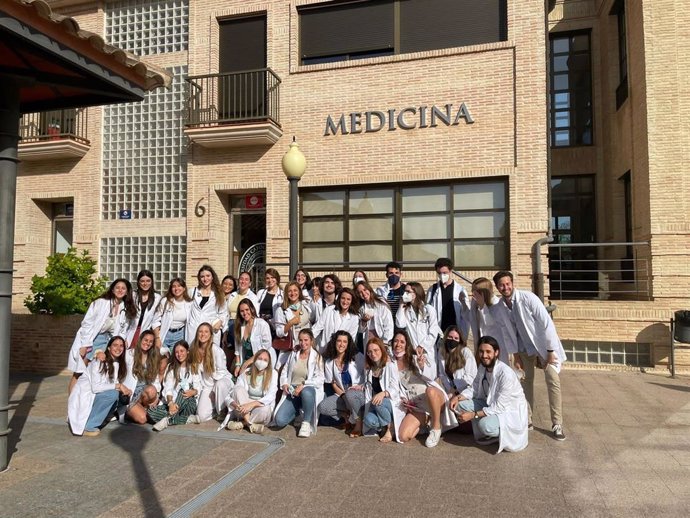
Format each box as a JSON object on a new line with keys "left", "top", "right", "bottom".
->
{"left": 354, "top": 276, "right": 365, "bottom": 285}
{"left": 393, "top": 349, "right": 406, "bottom": 359}
{"left": 439, "top": 273, "right": 450, "bottom": 284}
{"left": 254, "top": 359, "right": 269, "bottom": 372}
{"left": 402, "top": 292, "right": 414, "bottom": 303}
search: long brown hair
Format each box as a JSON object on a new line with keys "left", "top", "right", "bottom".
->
{"left": 162, "top": 277, "right": 192, "bottom": 311}
{"left": 190, "top": 323, "right": 215, "bottom": 375}
{"left": 100, "top": 278, "right": 137, "bottom": 320}
{"left": 405, "top": 282, "right": 427, "bottom": 316}
{"left": 234, "top": 299, "right": 257, "bottom": 346}
{"left": 197, "top": 264, "right": 225, "bottom": 309}
{"left": 282, "top": 281, "right": 305, "bottom": 310}
{"left": 392, "top": 330, "right": 421, "bottom": 376}
{"left": 99, "top": 336, "right": 127, "bottom": 383}
{"left": 132, "top": 330, "right": 161, "bottom": 384}
{"left": 247, "top": 349, "right": 273, "bottom": 394}
{"left": 440, "top": 325, "right": 467, "bottom": 375}
{"left": 167, "top": 340, "right": 199, "bottom": 381}
{"left": 365, "top": 336, "right": 390, "bottom": 371}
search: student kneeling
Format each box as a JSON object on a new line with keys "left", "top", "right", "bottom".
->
{"left": 451, "top": 336, "right": 528, "bottom": 453}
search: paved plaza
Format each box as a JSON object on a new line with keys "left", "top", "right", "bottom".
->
{"left": 2, "top": 369, "right": 690, "bottom": 517}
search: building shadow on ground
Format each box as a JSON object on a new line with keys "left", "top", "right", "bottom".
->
{"left": 648, "top": 382, "right": 690, "bottom": 393}
{"left": 7, "top": 375, "right": 42, "bottom": 466}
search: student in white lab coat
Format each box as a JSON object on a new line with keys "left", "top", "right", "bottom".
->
{"left": 273, "top": 329, "right": 325, "bottom": 438}
{"left": 126, "top": 269, "right": 162, "bottom": 349}
{"left": 124, "top": 330, "right": 163, "bottom": 424}
{"left": 362, "top": 337, "right": 403, "bottom": 443}
{"left": 312, "top": 287, "right": 360, "bottom": 355}
{"left": 356, "top": 282, "right": 394, "bottom": 349}
{"left": 152, "top": 277, "right": 192, "bottom": 356}
{"left": 462, "top": 277, "right": 506, "bottom": 361}
{"left": 426, "top": 257, "right": 470, "bottom": 338}
{"left": 233, "top": 299, "right": 274, "bottom": 376}
{"left": 310, "top": 274, "right": 341, "bottom": 324}
{"left": 274, "top": 281, "right": 313, "bottom": 352}
{"left": 395, "top": 282, "right": 441, "bottom": 376}
{"left": 224, "top": 349, "right": 278, "bottom": 434}
{"left": 492, "top": 270, "right": 567, "bottom": 441}
{"left": 67, "top": 278, "right": 137, "bottom": 393}
{"left": 186, "top": 265, "right": 228, "bottom": 347}
{"left": 189, "top": 322, "right": 233, "bottom": 422}
{"left": 391, "top": 330, "right": 451, "bottom": 448}
{"left": 149, "top": 340, "right": 203, "bottom": 431}
{"left": 256, "top": 268, "right": 283, "bottom": 332}
{"left": 67, "top": 336, "right": 132, "bottom": 436}
{"left": 293, "top": 269, "right": 312, "bottom": 302}
{"left": 439, "top": 326, "right": 478, "bottom": 402}
{"left": 455, "top": 335, "right": 529, "bottom": 453}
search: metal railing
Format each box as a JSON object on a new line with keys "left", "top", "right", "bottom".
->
{"left": 548, "top": 241, "right": 651, "bottom": 300}
{"left": 19, "top": 108, "right": 89, "bottom": 144}
{"left": 186, "top": 68, "right": 281, "bottom": 127}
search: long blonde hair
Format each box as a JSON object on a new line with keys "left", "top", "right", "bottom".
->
{"left": 189, "top": 323, "right": 215, "bottom": 375}
{"left": 247, "top": 349, "right": 273, "bottom": 394}
{"left": 132, "top": 330, "right": 161, "bottom": 384}
{"left": 471, "top": 277, "right": 494, "bottom": 307}
{"left": 440, "top": 326, "right": 468, "bottom": 375}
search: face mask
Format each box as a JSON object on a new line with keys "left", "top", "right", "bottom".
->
{"left": 445, "top": 339, "right": 460, "bottom": 352}
{"left": 401, "top": 292, "right": 414, "bottom": 303}
{"left": 354, "top": 276, "right": 365, "bottom": 285}
{"left": 387, "top": 274, "right": 400, "bottom": 286}
{"left": 289, "top": 303, "right": 300, "bottom": 311}
{"left": 439, "top": 273, "right": 450, "bottom": 284}
{"left": 254, "top": 359, "right": 269, "bottom": 371}
{"left": 393, "top": 349, "right": 406, "bottom": 359}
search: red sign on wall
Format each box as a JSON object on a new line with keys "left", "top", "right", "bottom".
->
{"left": 245, "top": 194, "right": 264, "bottom": 210}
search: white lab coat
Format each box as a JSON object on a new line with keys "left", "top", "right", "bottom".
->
{"left": 274, "top": 301, "right": 313, "bottom": 347}
{"left": 162, "top": 365, "right": 203, "bottom": 403}
{"left": 395, "top": 304, "right": 440, "bottom": 376}
{"left": 311, "top": 307, "right": 360, "bottom": 355}
{"left": 256, "top": 288, "right": 283, "bottom": 323}
{"left": 426, "top": 281, "right": 470, "bottom": 338}
{"left": 126, "top": 292, "right": 162, "bottom": 345}
{"left": 461, "top": 360, "right": 529, "bottom": 453}
{"left": 186, "top": 287, "right": 229, "bottom": 347}
{"left": 151, "top": 297, "right": 192, "bottom": 354}
{"left": 197, "top": 345, "right": 234, "bottom": 421}
{"left": 67, "top": 359, "right": 123, "bottom": 436}
{"left": 363, "top": 361, "right": 404, "bottom": 442}
{"left": 324, "top": 353, "right": 365, "bottom": 390}
{"left": 436, "top": 346, "right": 478, "bottom": 396}
{"left": 235, "top": 318, "right": 275, "bottom": 366}
{"left": 67, "top": 299, "right": 134, "bottom": 373}
{"left": 359, "top": 301, "right": 394, "bottom": 345}
{"left": 123, "top": 349, "right": 162, "bottom": 394}
{"left": 310, "top": 297, "right": 334, "bottom": 325}
{"left": 494, "top": 289, "right": 567, "bottom": 363}
{"left": 226, "top": 290, "right": 260, "bottom": 315}
{"left": 232, "top": 367, "right": 279, "bottom": 411}
{"left": 273, "top": 348, "right": 325, "bottom": 433}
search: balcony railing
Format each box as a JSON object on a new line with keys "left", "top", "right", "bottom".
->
{"left": 548, "top": 241, "right": 651, "bottom": 300}
{"left": 19, "top": 108, "right": 89, "bottom": 144}
{"left": 186, "top": 68, "right": 281, "bottom": 127}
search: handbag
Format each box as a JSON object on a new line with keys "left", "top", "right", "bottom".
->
{"left": 272, "top": 334, "right": 293, "bottom": 351}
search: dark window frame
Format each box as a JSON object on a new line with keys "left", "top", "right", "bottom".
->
{"left": 549, "top": 30, "right": 594, "bottom": 148}
{"left": 610, "top": 0, "right": 629, "bottom": 109}
{"left": 299, "top": 178, "right": 509, "bottom": 270}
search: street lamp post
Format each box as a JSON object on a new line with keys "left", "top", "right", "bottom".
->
{"left": 281, "top": 137, "right": 307, "bottom": 279}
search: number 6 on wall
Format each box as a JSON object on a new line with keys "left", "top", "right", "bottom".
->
{"left": 195, "top": 197, "right": 206, "bottom": 217}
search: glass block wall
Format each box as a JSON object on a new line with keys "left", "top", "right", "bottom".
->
{"left": 100, "top": 236, "right": 187, "bottom": 292}
{"left": 102, "top": 65, "right": 188, "bottom": 220}
{"left": 105, "top": 0, "right": 189, "bottom": 56}
{"left": 562, "top": 340, "right": 652, "bottom": 367}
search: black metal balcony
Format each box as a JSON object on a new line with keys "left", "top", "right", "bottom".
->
{"left": 20, "top": 108, "right": 89, "bottom": 144}
{"left": 186, "top": 68, "right": 281, "bottom": 128}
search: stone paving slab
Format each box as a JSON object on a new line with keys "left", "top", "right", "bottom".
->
{"left": 3, "top": 370, "right": 690, "bottom": 517}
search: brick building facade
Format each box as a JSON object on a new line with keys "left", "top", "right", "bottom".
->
{"left": 11, "top": 0, "right": 690, "bottom": 371}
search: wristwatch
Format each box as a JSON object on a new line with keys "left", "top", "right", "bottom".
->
{"left": 473, "top": 411, "right": 480, "bottom": 420}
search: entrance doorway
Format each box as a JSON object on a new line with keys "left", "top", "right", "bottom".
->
{"left": 229, "top": 194, "right": 266, "bottom": 290}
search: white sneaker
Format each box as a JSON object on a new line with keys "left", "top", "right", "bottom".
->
{"left": 153, "top": 417, "right": 169, "bottom": 432}
{"left": 249, "top": 423, "right": 265, "bottom": 434}
{"left": 226, "top": 420, "right": 244, "bottom": 431}
{"left": 297, "top": 421, "right": 311, "bottom": 438}
{"left": 425, "top": 428, "right": 441, "bottom": 448}
{"left": 186, "top": 415, "right": 201, "bottom": 425}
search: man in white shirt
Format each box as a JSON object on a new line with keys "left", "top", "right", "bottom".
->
{"left": 492, "top": 270, "right": 567, "bottom": 441}
{"left": 453, "top": 335, "right": 528, "bottom": 453}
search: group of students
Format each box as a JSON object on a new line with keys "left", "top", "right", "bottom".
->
{"left": 66, "top": 258, "right": 567, "bottom": 451}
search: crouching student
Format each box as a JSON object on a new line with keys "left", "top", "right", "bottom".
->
{"left": 124, "top": 330, "right": 163, "bottom": 424}
{"left": 224, "top": 349, "right": 278, "bottom": 434}
{"left": 318, "top": 331, "right": 366, "bottom": 437}
{"left": 68, "top": 336, "right": 132, "bottom": 436}
{"left": 362, "top": 337, "right": 402, "bottom": 443}
{"left": 273, "top": 329, "right": 324, "bottom": 438}
{"left": 453, "top": 336, "right": 528, "bottom": 453}
{"left": 150, "top": 340, "right": 202, "bottom": 431}
{"left": 391, "top": 330, "right": 451, "bottom": 448}
{"left": 191, "top": 323, "right": 234, "bottom": 422}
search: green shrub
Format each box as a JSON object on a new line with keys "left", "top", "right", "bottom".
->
{"left": 24, "top": 248, "right": 107, "bottom": 315}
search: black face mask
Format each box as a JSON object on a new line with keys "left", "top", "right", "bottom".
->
{"left": 445, "top": 339, "right": 460, "bottom": 352}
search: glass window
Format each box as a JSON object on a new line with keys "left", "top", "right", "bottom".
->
{"left": 550, "top": 32, "right": 593, "bottom": 147}
{"left": 303, "top": 192, "right": 345, "bottom": 216}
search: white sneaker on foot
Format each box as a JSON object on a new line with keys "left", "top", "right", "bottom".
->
{"left": 153, "top": 417, "right": 169, "bottom": 431}
{"left": 186, "top": 415, "right": 200, "bottom": 424}
{"left": 226, "top": 420, "right": 244, "bottom": 431}
{"left": 425, "top": 428, "right": 442, "bottom": 448}
{"left": 249, "top": 423, "right": 265, "bottom": 434}
{"left": 297, "top": 421, "right": 311, "bottom": 438}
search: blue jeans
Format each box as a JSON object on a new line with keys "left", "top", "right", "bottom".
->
{"left": 86, "top": 332, "right": 111, "bottom": 361}
{"left": 84, "top": 389, "right": 119, "bottom": 432}
{"left": 364, "top": 397, "right": 393, "bottom": 430}
{"left": 459, "top": 398, "right": 500, "bottom": 438}
{"left": 163, "top": 327, "right": 185, "bottom": 352}
{"left": 274, "top": 386, "right": 316, "bottom": 428}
